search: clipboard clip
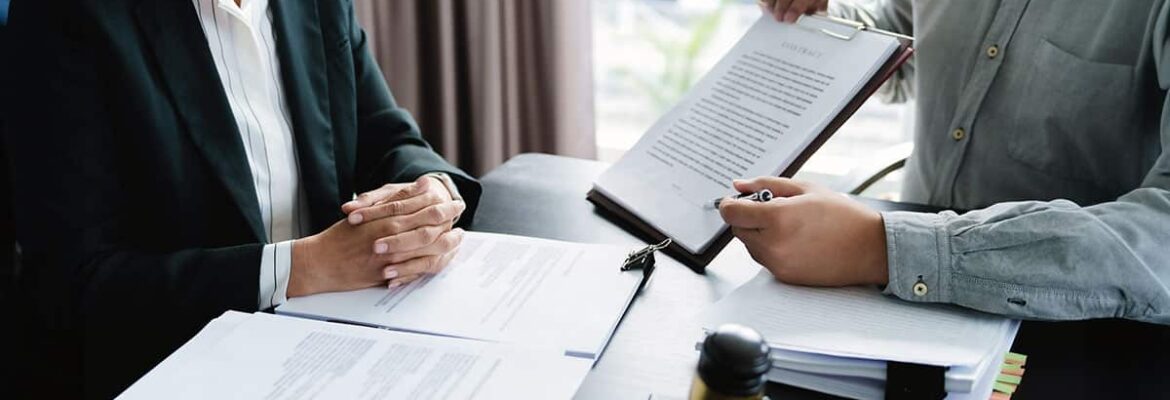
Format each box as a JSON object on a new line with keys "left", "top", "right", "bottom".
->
{"left": 795, "top": 14, "right": 914, "bottom": 42}
{"left": 622, "top": 238, "right": 672, "bottom": 271}
{"left": 622, "top": 238, "right": 671, "bottom": 291}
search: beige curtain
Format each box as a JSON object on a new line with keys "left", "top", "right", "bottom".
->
{"left": 354, "top": 0, "right": 597, "bottom": 176}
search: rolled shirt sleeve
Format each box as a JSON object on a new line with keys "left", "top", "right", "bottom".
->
{"left": 882, "top": 210, "right": 951, "bottom": 304}
{"left": 881, "top": 190, "right": 1170, "bottom": 324}
{"left": 872, "top": 0, "right": 1170, "bottom": 325}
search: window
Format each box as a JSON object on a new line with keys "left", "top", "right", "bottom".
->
{"left": 592, "top": 0, "right": 912, "bottom": 200}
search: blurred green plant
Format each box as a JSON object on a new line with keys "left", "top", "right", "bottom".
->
{"left": 614, "top": 0, "right": 730, "bottom": 113}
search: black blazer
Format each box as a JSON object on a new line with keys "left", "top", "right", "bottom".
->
{"left": 2, "top": 0, "right": 482, "bottom": 397}
{"left": 0, "top": 25, "right": 11, "bottom": 294}
{"left": 0, "top": 22, "right": 14, "bottom": 400}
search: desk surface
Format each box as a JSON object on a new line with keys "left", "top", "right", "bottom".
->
{"left": 470, "top": 154, "right": 1170, "bottom": 399}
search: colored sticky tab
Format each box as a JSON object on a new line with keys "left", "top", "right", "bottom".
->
{"left": 996, "top": 364, "right": 1024, "bottom": 376}
{"left": 1000, "top": 363, "right": 1024, "bottom": 372}
{"left": 1004, "top": 352, "right": 1027, "bottom": 365}
{"left": 990, "top": 392, "right": 1013, "bottom": 400}
{"left": 997, "top": 373, "right": 1022, "bottom": 384}
{"left": 994, "top": 382, "right": 1017, "bottom": 394}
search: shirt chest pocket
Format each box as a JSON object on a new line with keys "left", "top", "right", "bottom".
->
{"left": 1007, "top": 39, "right": 1138, "bottom": 185}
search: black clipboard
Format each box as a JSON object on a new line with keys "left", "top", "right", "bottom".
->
{"left": 588, "top": 16, "right": 916, "bottom": 272}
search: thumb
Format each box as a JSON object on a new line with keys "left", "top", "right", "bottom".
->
{"left": 732, "top": 177, "right": 807, "bottom": 197}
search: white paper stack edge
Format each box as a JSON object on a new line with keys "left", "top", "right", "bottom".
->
{"left": 701, "top": 271, "right": 1020, "bottom": 400}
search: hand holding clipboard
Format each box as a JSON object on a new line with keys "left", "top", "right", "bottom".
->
{"left": 589, "top": 14, "right": 914, "bottom": 271}
{"left": 756, "top": 0, "right": 830, "bottom": 24}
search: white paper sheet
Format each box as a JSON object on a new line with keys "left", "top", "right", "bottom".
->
{"left": 593, "top": 16, "right": 901, "bottom": 253}
{"left": 703, "top": 271, "right": 1015, "bottom": 367}
{"left": 277, "top": 232, "right": 644, "bottom": 359}
{"left": 769, "top": 322, "right": 1020, "bottom": 400}
{"left": 767, "top": 319, "right": 1019, "bottom": 395}
{"left": 118, "top": 312, "right": 592, "bottom": 400}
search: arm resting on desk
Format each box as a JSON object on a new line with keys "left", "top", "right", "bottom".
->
{"left": 345, "top": 4, "right": 481, "bottom": 228}
{"left": 883, "top": 189, "right": 1170, "bottom": 324}
{"left": 881, "top": 6, "right": 1170, "bottom": 324}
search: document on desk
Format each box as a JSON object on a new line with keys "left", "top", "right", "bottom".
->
{"left": 118, "top": 311, "right": 592, "bottom": 400}
{"left": 591, "top": 16, "right": 908, "bottom": 256}
{"left": 703, "top": 271, "right": 1013, "bottom": 367}
{"left": 700, "top": 271, "right": 1019, "bottom": 399}
{"left": 277, "top": 232, "right": 644, "bottom": 359}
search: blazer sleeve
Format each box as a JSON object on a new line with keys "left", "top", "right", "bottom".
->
{"left": 343, "top": 1, "right": 482, "bottom": 228}
{"left": 4, "top": 3, "right": 262, "bottom": 396}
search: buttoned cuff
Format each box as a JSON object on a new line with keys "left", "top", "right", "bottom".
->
{"left": 881, "top": 211, "right": 953, "bottom": 304}
{"left": 258, "top": 240, "right": 295, "bottom": 309}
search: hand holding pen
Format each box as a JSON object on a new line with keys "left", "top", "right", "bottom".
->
{"left": 711, "top": 189, "right": 774, "bottom": 209}
{"left": 717, "top": 177, "right": 890, "bottom": 287}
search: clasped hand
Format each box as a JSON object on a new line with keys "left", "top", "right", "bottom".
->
{"left": 288, "top": 176, "right": 465, "bottom": 297}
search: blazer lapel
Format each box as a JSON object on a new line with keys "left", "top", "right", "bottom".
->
{"left": 270, "top": 0, "right": 341, "bottom": 233}
{"left": 135, "top": 0, "right": 266, "bottom": 242}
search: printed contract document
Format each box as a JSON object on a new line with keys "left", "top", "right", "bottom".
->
{"left": 592, "top": 16, "right": 905, "bottom": 254}
{"left": 277, "top": 232, "right": 644, "bottom": 359}
{"left": 123, "top": 232, "right": 648, "bottom": 399}
{"left": 118, "top": 312, "right": 592, "bottom": 400}
{"left": 701, "top": 271, "right": 1019, "bottom": 399}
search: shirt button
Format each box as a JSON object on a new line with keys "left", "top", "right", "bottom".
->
{"left": 913, "top": 282, "right": 929, "bottom": 297}
{"left": 951, "top": 128, "right": 966, "bottom": 141}
{"left": 986, "top": 45, "right": 999, "bottom": 59}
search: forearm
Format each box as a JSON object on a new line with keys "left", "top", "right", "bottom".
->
{"left": 881, "top": 188, "right": 1170, "bottom": 324}
{"left": 76, "top": 245, "right": 263, "bottom": 323}
{"left": 347, "top": 2, "right": 446, "bottom": 192}
{"left": 346, "top": 2, "right": 482, "bottom": 226}
{"left": 28, "top": 243, "right": 265, "bottom": 397}
{"left": 349, "top": 50, "right": 481, "bottom": 201}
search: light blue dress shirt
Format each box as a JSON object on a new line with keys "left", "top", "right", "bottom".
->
{"left": 0, "top": 0, "right": 9, "bottom": 25}
{"left": 832, "top": 0, "right": 1170, "bottom": 324}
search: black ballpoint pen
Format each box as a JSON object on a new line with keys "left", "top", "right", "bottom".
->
{"left": 710, "top": 189, "right": 774, "bottom": 209}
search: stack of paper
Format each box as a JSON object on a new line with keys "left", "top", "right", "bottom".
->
{"left": 702, "top": 271, "right": 1020, "bottom": 399}
{"left": 119, "top": 311, "right": 593, "bottom": 400}
{"left": 122, "top": 232, "right": 649, "bottom": 399}
{"left": 277, "top": 232, "right": 646, "bottom": 360}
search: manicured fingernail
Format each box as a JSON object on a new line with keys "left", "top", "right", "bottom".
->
{"left": 374, "top": 242, "right": 389, "bottom": 254}
{"left": 388, "top": 281, "right": 403, "bottom": 289}
{"left": 785, "top": 11, "right": 798, "bottom": 22}
{"left": 348, "top": 213, "right": 363, "bottom": 224}
{"left": 383, "top": 267, "right": 398, "bottom": 279}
